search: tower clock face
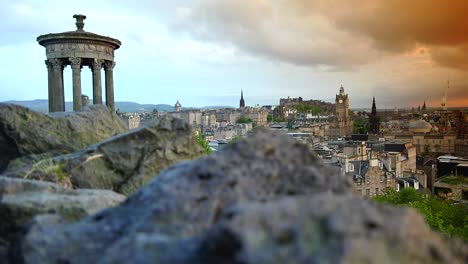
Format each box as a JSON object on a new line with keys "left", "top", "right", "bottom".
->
{"left": 339, "top": 99, "right": 343, "bottom": 103}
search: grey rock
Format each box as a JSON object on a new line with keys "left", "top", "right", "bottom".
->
{"left": 5, "top": 115, "right": 204, "bottom": 194}
{"left": 11, "top": 130, "right": 467, "bottom": 263}
{"left": 0, "top": 238, "right": 7, "bottom": 263}
{"left": 0, "top": 103, "right": 127, "bottom": 172}
{"left": 0, "top": 176, "right": 125, "bottom": 244}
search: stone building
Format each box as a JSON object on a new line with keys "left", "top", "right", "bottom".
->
{"left": 387, "top": 134, "right": 457, "bottom": 155}
{"left": 216, "top": 109, "right": 242, "bottom": 124}
{"left": 168, "top": 109, "right": 202, "bottom": 129}
{"left": 455, "top": 139, "right": 468, "bottom": 158}
{"left": 343, "top": 141, "right": 368, "bottom": 160}
{"left": 37, "top": 15, "right": 120, "bottom": 112}
{"left": 213, "top": 123, "right": 252, "bottom": 140}
{"left": 125, "top": 115, "right": 141, "bottom": 130}
{"left": 201, "top": 112, "right": 217, "bottom": 131}
{"left": 174, "top": 100, "right": 182, "bottom": 112}
{"left": 342, "top": 158, "right": 396, "bottom": 198}
{"left": 330, "top": 85, "right": 353, "bottom": 138}
{"left": 243, "top": 107, "right": 269, "bottom": 127}
{"left": 408, "top": 119, "right": 432, "bottom": 133}
{"left": 384, "top": 142, "right": 417, "bottom": 172}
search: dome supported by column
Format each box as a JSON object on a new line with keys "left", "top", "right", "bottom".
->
{"left": 37, "top": 14, "right": 121, "bottom": 112}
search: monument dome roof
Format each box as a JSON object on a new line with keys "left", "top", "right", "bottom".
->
{"left": 37, "top": 14, "right": 121, "bottom": 50}
{"left": 409, "top": 119, "right": 432, "bottom": 129}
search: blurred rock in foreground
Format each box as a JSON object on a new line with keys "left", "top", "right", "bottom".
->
{"left": 8, "top": 130, "right": 467, "bottom": 263}
{"left": 0, "top": 176, "right": 125, "bottom": 254}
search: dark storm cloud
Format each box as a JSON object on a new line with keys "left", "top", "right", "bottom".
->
{"left": 172, "top": 0, "right": 378, "bottom": 70}
{"left": 285, "top": 0, "right": 468, "bottom": 70}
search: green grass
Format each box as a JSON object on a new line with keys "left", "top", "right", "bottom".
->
{"left": 440, "top": 176, "right": 468, "bottom": 185}
{"left": 373, "top": 188, "right": 468, "bottom": 240}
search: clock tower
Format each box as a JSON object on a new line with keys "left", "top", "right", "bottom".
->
{"left": 331, "top": 85, "right": 352, "bottom": 138}
{"left": 335, "top": 85, "right": 349, "bottom": 123}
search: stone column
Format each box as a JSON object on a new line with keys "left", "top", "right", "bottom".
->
{"left": 69, "top": 57, "right": 82, "bottom": 111}
{"left": 91, "top": 59, "right": 104, "bottom": 105}
{"left": 50, "top": 58, "right": 64, "bottom": 112}
{"left": 104, "top": 61, "right": 115, "bottom": 112}
{"left": 45, "top": 60, "right": 54, "bottom": 112}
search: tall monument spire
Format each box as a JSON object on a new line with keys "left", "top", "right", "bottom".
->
{"left": 239, "top": 89, "right": 245, "bottom": 108}
{"left": 369, "top": 97, "right": 380, "bottom": 134}
{"left": 371, "top": 96, "right": 377, "bottom": 115}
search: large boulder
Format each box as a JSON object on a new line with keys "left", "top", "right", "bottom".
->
{"left": 0, "top": 104, "right": 127, "bottom": 172}
{"left": 9, "top": 131, "right": 467, "bottom": 263}
{"left": 4, "top": 115, "right": 204, "bottom": 194}
{"left": 0, "top": 176, "right": 125, "bottom": 245}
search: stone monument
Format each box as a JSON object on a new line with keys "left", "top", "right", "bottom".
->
{"left": 37, "top": 15, "right": 121, "bottom": 112}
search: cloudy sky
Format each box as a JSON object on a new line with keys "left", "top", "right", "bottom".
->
{"left": 1, "top": 0, "right": 467, "bottom": 108}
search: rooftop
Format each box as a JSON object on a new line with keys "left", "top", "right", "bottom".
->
{"left": 37, "top": 14, "right": 121, "bottom": 50}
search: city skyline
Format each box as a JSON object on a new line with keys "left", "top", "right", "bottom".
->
{"left": 1, "top": 0, "right": 468, "bottom": 108}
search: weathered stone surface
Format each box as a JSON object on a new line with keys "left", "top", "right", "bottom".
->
{"left": 5, "top": 115, "right": 204, "bottom": 194}
{"left": 0, "top": 103, "right": 127, "bottom": 172}
{"left": 9, "top": 131, "right": 467, "bottom": 263}
{"left": 0, "top": 176, "right": 125, "bottom": 244}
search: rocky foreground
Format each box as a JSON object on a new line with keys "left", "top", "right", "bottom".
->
{"left": 4, "top": 114, "right": 204, "bottom": 194}
{"left": 0, "top": 104, "right": 127, "bottom": 172}
{"left": 0, "top": 104, "right": 467, "bottom": 263}
{"left": 2, "top": 130, "right": 466, "bottom": 263}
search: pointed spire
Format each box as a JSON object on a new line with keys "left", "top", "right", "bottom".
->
{"left": 239, "top": 89, "right": 245, "bottom": 108}
{"left": 422, "top": 101, "right": 426, "bottom": 111}
{"left": 371, "top": 97, "right": 377, "bottom": 115}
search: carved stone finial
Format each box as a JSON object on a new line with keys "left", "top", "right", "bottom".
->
{"left": 73, "top": 14, "right": 87, "bottom": 31}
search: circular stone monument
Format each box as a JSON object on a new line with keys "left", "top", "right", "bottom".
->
{"left": 37, "top": 14, "right": 121, "bottom": 112}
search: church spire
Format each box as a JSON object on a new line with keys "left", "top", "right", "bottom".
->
{"left": 239, "top": 89, "right": 245, "bottom": 108}
{"left": 371, "top": 96, "right": 377, "bottom": 115}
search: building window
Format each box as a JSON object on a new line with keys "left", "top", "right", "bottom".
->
{"left": 366, "top": 189, "right": 370, "bottom": 197}
{"left": 375, "top": 188, "right": 379, "bottom": 195}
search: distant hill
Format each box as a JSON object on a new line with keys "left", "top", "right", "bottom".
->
{"left": 114, "top": 102, "right": 174, "bottom": 112}
{"left": 199, "top": 105, "right": 234, "bottom": 110}
{"left": 2, "top": 100, "right": 174, "bottom": 113}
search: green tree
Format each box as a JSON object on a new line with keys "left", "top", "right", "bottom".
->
{"left": 237, "top": 115, "right": 252, "bottom": 124}
{"left": 374, "top": 188, "right": 468, "bottom": 240}
{"left": 292, "top": 104, "right": 321, "bottom": 115}
{"left": 423, "top": 144, "right": 431, "bottom": 155}
{"left": 195, "top": 133, "right": 212, "bottom": 155}
{"left": 267, "top": 114, "right": 273, "bottom": 123}
{"left": 353, "top": 116, "right": 369, "bottom": 134}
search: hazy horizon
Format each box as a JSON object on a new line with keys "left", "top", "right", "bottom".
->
{"left": 1, "top": 0, "right": 467, "bottom": 108}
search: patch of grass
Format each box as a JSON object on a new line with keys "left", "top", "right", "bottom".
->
{"left": 374, "top": 188, "right": 468, "bottom": 240}
{"left": 196, "top": 133, "right": 212, "bottom": 155}
{"left": 440, "top": 176, "right": 468, "bottom": 185}
{"left": 49, "top": 163, "right": 68, "bottom": 183}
